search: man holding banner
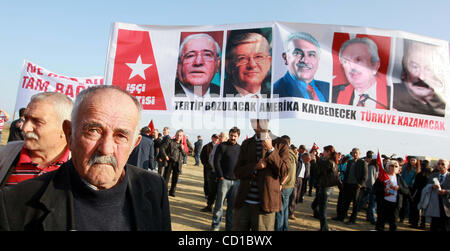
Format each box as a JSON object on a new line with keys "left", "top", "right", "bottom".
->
{"left": 273, "top": 32, "right": 330, "bottom": 101}
{"left": 332, "top": 37, "right": 391, "bottom": 109}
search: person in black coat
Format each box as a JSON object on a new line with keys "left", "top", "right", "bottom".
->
{"left": 409, "top": 161, "right": 432, "bottom": 228}
{"left": 127, "top": 127, "right": 155, "bottom": 171}
{"left": 7, "top": 108, "right": 25, "bottom": 142}
{"left": 194, "top": 136, "right": 203, "bottom": 166}
{"left": 200, "top": 134, "right": 219, "bottom": 211}
{"left": 334, "top": 148, "right": 368, "bottom": 223}
{"left": 159, "top": 129, "right": 187, "bottom": 197}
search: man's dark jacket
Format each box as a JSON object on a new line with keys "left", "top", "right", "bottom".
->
{"left": 200, "top": 142, "right": 214, "bottom": 171}
{"left": 223, "top": 76, "right": 271, "bottom": 98}
{"left": 7, "top": 119, "right": 24, "bottom": 142}
{"left": 194, "top": 139, "right": 203, "bottom": 155}
{"left": 0, "top": 160, "right": 171, "bottom": 231}
{"left": 344, "top": 158, "right": 369, "bottom": 188}
{"left": 127, "top": 133, "right": 155, "bottom": 171}
{"left": 175, "top": 79, "right": 220, "bottom": 97}
{"left": 159, "top": 138, "right": 186, "bottom": 172}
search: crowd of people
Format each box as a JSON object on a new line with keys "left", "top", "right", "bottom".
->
{"left": 0, "top": 87, "right": 448, "bottom": 231}
{"left": 111, "top": 120, "right": 450, "bottom": 232}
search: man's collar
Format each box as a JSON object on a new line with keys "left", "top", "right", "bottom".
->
{"left": 234, "top": 84, "right": 262, "bottom": 98}
{"left": 18, "top": 146, "right": 70, "bottom": 167}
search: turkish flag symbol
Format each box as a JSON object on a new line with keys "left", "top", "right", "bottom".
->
{"left": 112, "top": 29, "right": 167, "bottom": 110}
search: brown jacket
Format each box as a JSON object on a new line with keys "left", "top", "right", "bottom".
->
{"left": 234, "top": 134, "right": 289, "bottom": 213}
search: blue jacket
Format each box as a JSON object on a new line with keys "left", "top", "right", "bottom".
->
{"left": 273, "top": 72, "right": 330, "bottom": 102}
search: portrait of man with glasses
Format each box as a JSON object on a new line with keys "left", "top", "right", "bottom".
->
{"left": 175, "top": 32, "right": 222, "bottom": 98}
{"left": 223, "top": 28, "right": 272, "bottom": 98}
{"left": 273, "top": 32, "right": 329, "bottom": 102}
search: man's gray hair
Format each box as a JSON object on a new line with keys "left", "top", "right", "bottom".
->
{"left": 179, "top": 33, "right": 221, "bottom": 60}
{"left": 71, "top": 85, "right": 142, "bottom": 141}
{"left": 284, "top": 32, "right": 321, "bottom": 55}
{"left": 29, "top": 92, "right": 74, "bottom": 123}
{"left": 339, "top": 37, "right": 380, "bottom": 65}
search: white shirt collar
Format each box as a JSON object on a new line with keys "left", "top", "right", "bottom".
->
{"left": 234, "top": 85, "right": 262, "bottom": 98}
{"left": 352, "top": 82, "right": 378, "bottom": 108}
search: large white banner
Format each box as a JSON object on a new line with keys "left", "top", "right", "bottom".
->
{"left": 15, "top": 60, "right": 104, "bottom": 114}
{"left": 105, "top": 21, "right": 450, "bottom": 136}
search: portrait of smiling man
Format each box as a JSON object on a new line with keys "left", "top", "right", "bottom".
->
{"left": 175, "top": 33, "right": 222, "bottom": 98}
{"left": 273, "top": 32, "right": 330, "bottom": 102}
{"left": 0, "top": 86, "right": 171, "bottom": 231}
{"left": 223, "top": 29, "right": 272, "bottom": 98}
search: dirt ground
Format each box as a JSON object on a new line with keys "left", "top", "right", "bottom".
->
{"left": 169, "top": 156, "right": 423, "bottom": 231}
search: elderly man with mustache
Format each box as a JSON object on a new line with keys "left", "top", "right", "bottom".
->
{"left": 0, "top": 86, "right": 171, "bottom": 231}
{"left": 273, "top": 32, "right": 330, "bottom": 102}
{"left": 393, "top": 40, "right": 446, "bottom": 117}
{"left": 0, "top": 92, "right": 73, "bottom": 187}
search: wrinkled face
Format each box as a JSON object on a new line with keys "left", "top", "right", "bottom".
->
{"left": 66, "top": 89, "right": 141, "bottom": 189}
{"left": 177, "top": 37, "right": 220, "bottom": 88}
{"left": 284, "top": 39, "right": 319, "bottom": 84}
{"left": 231, "top": 36, "right": 272, "bottom": 91}
{"left": 404, "top": 44, "right": 443, "bottom": 98}
{"left": 22, "top": 100, "right": 66, "bottom": 153}
{"left": 229, "top": 132, "right": 239, "bottom": 144}
{"left": 341, "top": 43, "right": 379, "bottom": 89}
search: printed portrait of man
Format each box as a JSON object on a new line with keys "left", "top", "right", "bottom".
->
{"left": 175, "top": 32, "right": 222, "bottom": 98}
{"left": 393, "top": 39, "right": 446, "bottom": 117}
{"left": 332, "top": 36, "right": 391, "bottom": 109}
{"left": 223, "top": 28, "right": 272, "bottom": 98}
{"left": 273, "top": 32, "right": 330, "bottom": 102}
